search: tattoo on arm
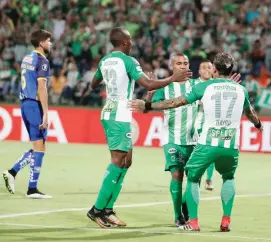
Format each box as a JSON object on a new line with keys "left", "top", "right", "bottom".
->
{"left": 244, "top": 106, "right": 260, "bottom": 125}
{"left": 151, "top": 96, "right": 188, "bottom": 111}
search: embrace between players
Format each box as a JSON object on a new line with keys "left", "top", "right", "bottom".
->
{"left": 3, "top": 27, "right": 262, "bottom": 232}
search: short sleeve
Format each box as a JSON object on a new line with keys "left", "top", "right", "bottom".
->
{"left": 243, "top": 87, "right": 251, "bottom": 108}
{"left": 126, "top": 57, "right": 145, "bottom": 81}
{"left": 185, "top": 82, "right": 207, "bottom": 103}
{"left": 37, "top": 58, "right": 50, "bottom": 80}
{"left": 94, "top": 62, "right": 103, "bottom": 80}
{"left": 152, "top": 88, "right": 165, "bottom": 102}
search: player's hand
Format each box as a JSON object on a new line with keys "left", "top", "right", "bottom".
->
{"left": 257, "top": 126, "right": 263, "bottom": 132}
{"left": 128, "top": 99, "right": 146, "bottom": 112}
{"left": 146, "top": 72, "right": 155, "bottom": 80}
{"left": 171, "top": 69, "right": 192, "bottom": 82}
{"left": 39, "top": 114, "right": 48, "bottom": 130}
{"left": 145, "top": 90, "right": 156, "bottom": 102}
{"left": 230, "top": 73, "right": 242, "bottom": 84}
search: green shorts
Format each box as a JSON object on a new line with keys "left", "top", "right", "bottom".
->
{"left": 185, "top": 144, "right": 239, "bottom": 182}
{"left": 163, "top": 143, "right": 194, "bottom": 172}
{"left": 102, "top": 120, "right": 132, "bottom": 152}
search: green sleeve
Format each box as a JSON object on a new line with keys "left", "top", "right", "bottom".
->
{"left": 152, "top": 88, "right": 165, "bottom": 102}
{"left": 243, "top": 87, "right": 251, "bottom": 109}
{"left": 94, "top": 61, "right": 103, "bottom": 80}
{"left": 125, "top": 56, "right": 145, "bottom": 81}
{"left": 185, "top": 82, "right": 206, "bottom": 103}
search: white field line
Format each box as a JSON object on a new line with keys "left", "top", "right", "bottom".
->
{"left": 0, "top": 222, "right": 271, "bottom": 241}
{"left": 0, "top": 193, "right": 270, "bottom": 219}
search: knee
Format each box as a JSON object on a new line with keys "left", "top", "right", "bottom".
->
{"left": 187, "top": 170, "right": 202, "bottom": 183}
{"left": 111, "top": 158, "right": 124, "bottom": 167}
{"left": 125, "top": 159, "right": 132, "bottom": 168}
{"left": 170, "top": 169, "right": 183, "bottom": 181}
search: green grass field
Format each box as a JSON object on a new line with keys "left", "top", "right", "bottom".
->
{"left": 0, "top": 141, "right": 271, "bottom": 242}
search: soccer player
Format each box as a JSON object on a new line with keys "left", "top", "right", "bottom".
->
{"left": 145, "top": 53, "right": 200, "bottom": 228}
{"left": 87, "top": 27, "right": 192, "bottom": 228}
{"left": 196, "top": 60, "right": 215, "bottom": 191}
{"left": 2, "top": 29, "right": 52, "bottom": 199}
{"left": 130, "top": 52, "right": 262, "bottom": 232}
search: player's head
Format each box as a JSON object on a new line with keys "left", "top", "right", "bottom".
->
{"left": 30, "top": 29, "right": 52, "bottom": 54}
{"left": 199, "top": 59, "right": 213, "bottom": 81}
{"left": 110, "top": 27, "right": 132, "bottom": 55}
{"left": 213, "top": 53, "right": 235, "bottom": 78}
{"left": 170, "top": 53, "right": 189, "bottom": 73}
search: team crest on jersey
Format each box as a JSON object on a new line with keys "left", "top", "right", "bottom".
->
{"left": 126, "top": 133, "right": 132, "bottom": 138}
{"left": 42, "top": 64, "right": 48, "bottom": 71}
{"left": 168, "top": 148, "right": 177, "bottom": 154}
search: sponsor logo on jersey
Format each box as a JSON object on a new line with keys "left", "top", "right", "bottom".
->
{"left": 126, "top": 132, "right": 132, "bottom": 138}
{"left": 42, "top": 64, "right": 48, "bottom": 71}
{"left": 23, "top": 56, "right": 33, "bottom": 64}
{"left": 168, "top": 148, "right": 177, "bottom": 154}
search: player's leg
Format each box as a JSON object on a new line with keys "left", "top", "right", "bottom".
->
{"left": 24, "top": 101, "right": 51, "bottom": 199}
{"left": 214, "top": 148, "right": 239, "bottom": 232}
{"left": 205, "top": 163, "right": 215, "bottom": 191}
{"left": 88, "top": 120, "right": 131, "bottom": 228}
{"left": 104, "top": 149, "right": 132, "bottom": 227}
{"left": 182, "top": 144, "right": 215, "bottom": 231}
{"left": 3, "top": 149, "right": 33, "bottom": 194}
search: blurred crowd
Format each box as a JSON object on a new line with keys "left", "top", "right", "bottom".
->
{"left": 0, "top": 0, "right": 271, "bottom": 107}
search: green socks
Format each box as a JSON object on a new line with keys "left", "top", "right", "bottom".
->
{"left": 106, "top": 168, "right": 128, "bottom": 209}
{"left": 170, "top": 179, "right": 183, "bottom": 220}
{"left": 221, "top": 179, "right": 235, "bottom": 216}
{"left": 185, "top": 181, "right": 200, "bottom": 220}
{"left": 94, "top": 164, "right": 123, "bottom": 210}
{"left": 206, "top": 163, "right": 215, "bottom": 181}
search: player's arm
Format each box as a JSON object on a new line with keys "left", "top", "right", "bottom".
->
{"left": 137, "top": 71, "right": 191, "bottom": 91}
{"left": 243, "top": 88, "right": 262, "bottom": 131}
{"left": 129, "top": 82, "right": 203, "bottom": 112}
{"left": 91, "top": 63, "right": 103, "bottom": 90}
{"left": 37, "top": 59, "right": 50, "bottom": 129}
{"left": 127, "top": 56, "right": 192, "bottom": 91}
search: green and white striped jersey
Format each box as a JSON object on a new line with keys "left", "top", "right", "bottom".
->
{"left": 95, "top": 51, "right": 145, "bottom": 122}
{"left": 185, "top": 78, "right": 251, "bottom": 149}
{"left": 152, "top": 79, "right": 201, "bottom": 146}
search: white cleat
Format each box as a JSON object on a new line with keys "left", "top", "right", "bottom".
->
{"left": 26, "top": 189, "right": 52, "bottom": 199}
{"left": 3, "top": 171, "right": 15, "bottom": 194}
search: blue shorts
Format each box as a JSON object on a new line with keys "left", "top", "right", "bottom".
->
{"left": 21, "top": 99, "right": 47, "bottom": 141}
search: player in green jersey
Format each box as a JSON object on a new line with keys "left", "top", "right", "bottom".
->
{"left": 129, "top": 52, "right": 262, "bottom": 232}
{"left": 87, "top": 27, "right": 192, "bottom": 228}
{"left": 145, "top": 53, "right": 201, "bottom": 228}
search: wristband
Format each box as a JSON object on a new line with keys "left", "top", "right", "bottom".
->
{"left": 145, "top": 102, "right": 152, "bottom": 111}
{"left": 255, "top": 120, "right": 262, "bottom": 129}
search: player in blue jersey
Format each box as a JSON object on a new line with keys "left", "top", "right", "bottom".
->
{"left": 3, "top": 29, "right": 52, "bottom": 199}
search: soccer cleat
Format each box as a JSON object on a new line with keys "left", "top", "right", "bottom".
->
{"left": 26, "top": 189, "right": 52, "bottom": 199}
{"left": 179, "top": 218, "right": 200, "bottom": 231}
{"left": 175, "top": 216, "right": 186, "bottom": 228}
{"left": 3, "top": 170, "right": 15, "bottom": 194}
{"left": 205, "top": 180, "right": 214, "bottom": 191}
{"left": 104, "top": 209, "right": 127, "bottom": 227}
{"left": 87, "top": 207, "right": 112, "bottom": 228}
{"left": 220, "top": 216, "right": 231, "bottom": 232}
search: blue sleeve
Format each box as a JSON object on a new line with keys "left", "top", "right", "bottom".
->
{"left": 37, "top": 58, "right": 50, "bottom": 80}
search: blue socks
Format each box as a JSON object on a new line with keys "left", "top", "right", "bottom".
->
{"left": 9, "top": 149, "right": 33, "bottom": 176}
{"left": 28, "top": 151, "right": 45, "bottom": 189}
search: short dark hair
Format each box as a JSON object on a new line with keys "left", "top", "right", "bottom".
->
{"left": 200, "top": 59, "right": 212, "bottom": 65}
{"left": 170, "top": 52, "right": 188, "bottom": 63}
{"left": 30, "top": 29, "right": 52, "bottom": 48}
{"left": 213, "top": 53, "right": 235, "bottom": 76}
{"left": 109, "top": 27, "right": 128, "bottom": 47}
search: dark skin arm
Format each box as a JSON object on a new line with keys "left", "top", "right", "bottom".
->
{"left": 137, "top": 70, "right": 192, "bottom": 91}
{"left": 244, "top": 106, "right": 263, "bottom": 132}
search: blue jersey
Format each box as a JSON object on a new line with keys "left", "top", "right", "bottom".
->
{"left": 20, "top": 50, "right": 50, "bottom": 101}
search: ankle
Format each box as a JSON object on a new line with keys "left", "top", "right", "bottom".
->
{"left": 8, "top": 169, "right": 17, "bottom": 178}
